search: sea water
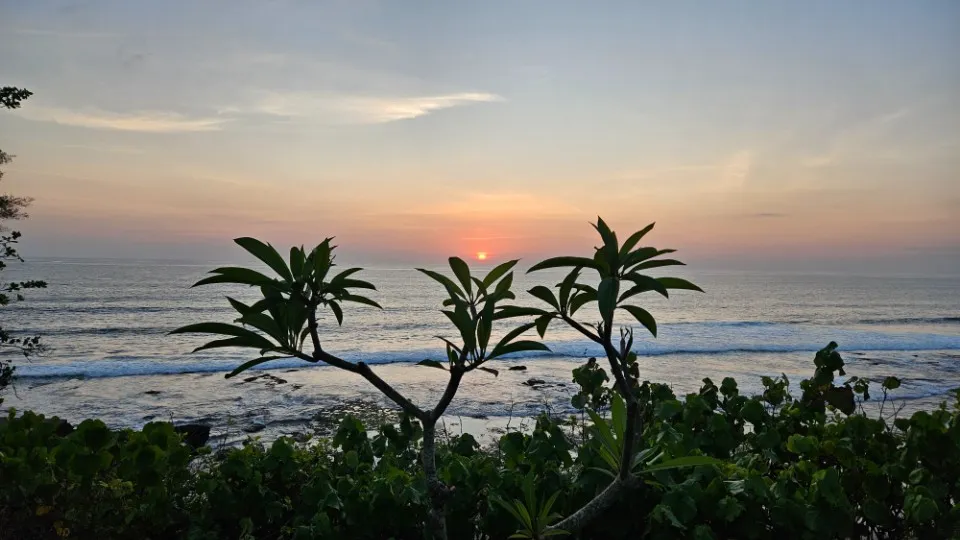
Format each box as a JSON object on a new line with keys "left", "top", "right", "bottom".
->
{"left": 3, "top": 259, "right": 958, "bottom": 440}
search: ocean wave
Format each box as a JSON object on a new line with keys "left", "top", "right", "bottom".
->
{"left": 854, "top": 316, "right": 960, "bottom": 325}
{"left": 12, "top": 305, "right": 226, "bottom": 315}
{"left": 14, "top": 328, "right": 960, "bottom": 379}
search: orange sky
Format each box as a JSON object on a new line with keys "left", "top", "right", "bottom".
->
{"left": 1, "top": 2, "right": 957, "bottom": 272}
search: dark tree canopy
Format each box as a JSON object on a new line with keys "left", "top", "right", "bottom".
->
{"left": 0, "top": 86, "right": 46, "bottom": 402}
{"left": 0, "top": 87, "right": 33, "bottom": 110}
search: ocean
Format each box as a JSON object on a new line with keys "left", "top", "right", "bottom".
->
{"left": 3, "top": 258, "right": 959, "bottom": 441}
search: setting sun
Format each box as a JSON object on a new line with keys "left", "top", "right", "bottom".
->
{"left": 476, "top": 251, "right": 488, "bottom": 261}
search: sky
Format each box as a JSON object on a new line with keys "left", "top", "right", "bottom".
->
{"left": 0, "top": 1, "right": 958, "bottom": 273}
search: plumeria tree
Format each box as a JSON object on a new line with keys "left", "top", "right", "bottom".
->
{"left": 172, "top": 237, "right": 547, "bottom": 539}
{"left": 497, "top": 217, "right": 706, "bottom": 536}
{"left": 174, "top": 217, "right": 709, "bottom": 538}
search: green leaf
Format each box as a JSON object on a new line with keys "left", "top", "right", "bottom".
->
{"left": 514, "top": 498, "right": 534, "bottom": 529}
{"left": 449, "top": 257, "right": 473, "bottom": 297}
{"left": 417, "top": 359, "right": 447, "bottom": 370}
{"left": 641, "top": 455, "right": 720, "bottom": 473}
{"left": 557, "top": 268, "right": 581, "bottom": 312}
{"left": 632, "top": 259, "right": 686, "bottom": 271}
{"left": 482, "top": 260, "right": 518, "bottom": 288}
{"left": 235, "top": 237, "right": 292, "bottom": 282}
{"left": 621, "top": 273, "right": 669, "bottom": 299}
{"left": 568, "top": 290, "right": 597, "bottom": 315}
{"left": 495, "top": 321, "right": 536, "bottom": 346}
{"left": 489, "top": 340, "right": 550, "bottom": 360}
{"left": 447, "top": 343, "right": 460, "bottom": 364}
{"left": 443, "top": 305, "right": 476, "bottom": 353}
{"left": 597, "top": 276, "right": 619, "bottom": 324}
{"left": 477, "top": 313, "right": 492, "bottom": 352}
{"left": 619, "top": 305, "right": 657, "bottom": 337}
{"left": 535, "top": 314, "right": 552, "bottom": 338}
{"left": 528, "top": 286, "right": 560, "bottom": 310}
{"left": 593, "top": 218, "right": 620, "bottom": 271}
{"left": 434, "top": 336, "right": 463, "bottom": 354}
{"left": 169, "top": 323, "right": 276, "bottom": 349}
{"left": 539, "top": 491, "right": 561, "bottom": 528}
{"left": 527, "top": 256, "right": 600, "bottom": 273}
{"left": 337, "top": 278, "right": 377, "bottom": 291}
{"left": 471, "top": 276, "right": 487, "bottom": 295}
{"left": 618, "top": 222, "right": 655, "bottom": 259}
{"left": 493, "top": 498, "right": 528, "bottom": 530}
{"left": 290, "top": 246, "right": 305, "bottom": 278}
{"left": 882, "top": 376, "right": 901, "bottom": 390}
{"left": 329, "top": 267, "right": 363, "bottom": 286}
{"left": 235, "top": 310, "right": 287, "bottom": 344}
{"left": 193, "top": 267, "right": 276, "bottom": 288}
{"left": 340, "top": 294, "right": 383, "bottom": 309}
{"left": 494, "top": 271, "right": 515, "bottom": 296}
{"left": 621, "top": 247, "right": 662, "bottom": 269}
{"left": 587, "top": 408, "right": 620, "bottom": 471}
{"left": 417, "top": 268, "right": 464, "bottom": 300}
{"left": 657, "top": 277, "right": 704, "bottom": 293}
{"left": 313, "top": 239, "right": 333, "bottom": 281}
{"left": 225, "top": 356, "right": 289, "bottom": 378}
{"left": 191, "top": 336, "right": 274, "bottom": 353}
{"left": 328, "top": 301, "right": 344, "bottom": 326}
{"left": 593, "top": 217, "right": 618, "bottom": 253}
{"left": 494, "top": 306, "right": 549, "bottom": 320}
{"left": 610, "top": 393, "right": 626, "bottom": 442}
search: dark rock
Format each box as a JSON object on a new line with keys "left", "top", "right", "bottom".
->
{"left": 144, "top": 390, "right": 162, "bottom": 395}
{"left": 508, "top": 366, "right": 528, "bottom": 371}
{"left": 243, "top": 375, "right": 261, "bottom": 383}
{"left": 243, "top": 422, "right": 267, "bottom": 434}
{"left": 174, "top": 424, "right": 211, "bottom": 448}
{"left": 52, "top": 419, "right": 74, "bottom": 437}
{"left": 142, "top": 415, "right": 157, "bottom": 421}
{"left": 523, "top": 378, "right": 547, "bottom": 387}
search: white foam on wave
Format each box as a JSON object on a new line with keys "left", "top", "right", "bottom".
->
{"left": 14, "top": 321, "right": 960, "bottom": 380}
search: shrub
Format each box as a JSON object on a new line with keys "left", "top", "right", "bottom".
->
{"left": 2, "top": 345, "right": 958, "bottom": 539}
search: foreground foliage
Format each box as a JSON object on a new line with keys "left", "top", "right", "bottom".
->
{"left": 2, "top": 347, "right": 958, "bottom": 539}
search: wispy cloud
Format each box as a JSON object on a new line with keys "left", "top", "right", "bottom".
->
{"left": 243, "top": 91, "right": 503, "bottom": 124}
{"left": 17, "top": 107, "right": 227, "bottom": 133}
{"left": 614, "top": 150, "right": 754, "bottom": 192}
{"left": 11, "top": 27, "right": 119, "bottom": 39}
{"left": 747, "top": 212, "right": 788, "bottom": 218}
{"left": 413, "top": 191, "right": 582, "bottom": 219}
{"left": 61, "top": 144, "right": 145, "bottom": 155}
{"left": 801, "top": 107, "right": 912, "bottom": 168}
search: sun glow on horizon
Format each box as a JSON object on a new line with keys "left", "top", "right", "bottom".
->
{"left": 476, "top": 251, "right": 488, "bottom": 261}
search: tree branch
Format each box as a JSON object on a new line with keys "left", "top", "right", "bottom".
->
{"left": 356, "top": 361, "right": 427, "bottom": 421}
{"left": 617, "top": 400, "right": 639, "bottom": 479}
{"left": 307, "top": 308, "right": 324, "bottom": 354}
{"left": 430, "top": 367, "right": 464, "bottom": 422}
{"left": 547, "top": 475, "right": 640, "bottom": 534}
{"left": 304, "top": 309, "right": 427, "bottom": 421}
{"left": 561, "top": 314, "right": 604, "bottom": 345}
